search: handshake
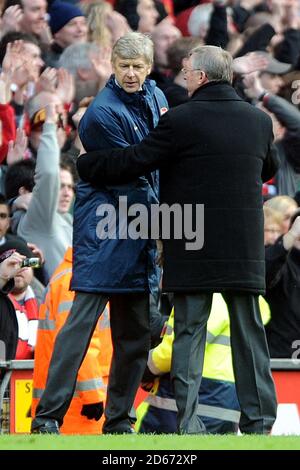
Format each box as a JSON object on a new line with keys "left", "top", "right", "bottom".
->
{"left": 81, "top": 402, "right": 104, "bottom": 421}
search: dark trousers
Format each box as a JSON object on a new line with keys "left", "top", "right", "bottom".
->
{"left": 171, "top": 292, "right": 277, "bottom": 434}
{"left": 32, "top": 292, "right": 150, "bottom": 433}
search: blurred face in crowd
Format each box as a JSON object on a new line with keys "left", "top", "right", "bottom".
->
{"left": 282, "top": 208, "right": 298, "bottom": 234}
{"left": 12, "top": 266, "right": 34, "bottom": 295}
{"left": 20, "top": 0, "right": 47, "bottom": 36}
{"left": 137, "top": 0, "right": 159, "bottom": 33}
{"left": 54, "top": 16, "right": 88, "bottom": 49}
{"left": 260, "top": 72, "right": 284, "bottom": 95}
{"left": 112, "top": 55, "right": 151, "bottom": 93}
{"left": 264, "top": 221, "right": 282, "bottom": 245}
{"left": 151, "top": 20, "right": 181, "bottom": 69}
{"left": 58, "top": 169, "right": 74, "bottom": 214}
{"left": 0, "top": 204, "right": 9, "bottom": 239}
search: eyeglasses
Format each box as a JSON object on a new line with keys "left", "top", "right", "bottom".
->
{"left": 181, "top": 67, "right": 202, "bottom": 74}
{"left": 264, "top": 228, "right": 281, "bottom": 234}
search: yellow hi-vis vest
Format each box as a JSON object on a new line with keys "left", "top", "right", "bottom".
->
{"left": 136, "top": 294, "right": 270, "bottom": 431}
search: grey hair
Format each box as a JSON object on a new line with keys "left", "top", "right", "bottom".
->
{"left": 111, "top": 32, "right": 154, "bottom": 65}
{"left": 189, "top": 45, "right": 233, "bottom": 83}
{"left": 58, "top": 42, "right": 101, "bottom": 76}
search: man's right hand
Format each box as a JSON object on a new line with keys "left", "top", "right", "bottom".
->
{"left": 81, "top": 402, "right": 104, "bottom": 421}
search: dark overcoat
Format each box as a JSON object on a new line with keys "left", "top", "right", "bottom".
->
{"left": 77, "top": 81, "right": 279, "bottom": 294}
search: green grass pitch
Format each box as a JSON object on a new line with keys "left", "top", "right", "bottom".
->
{"left": 0, "top": 434, "right": 299, "bottom": 450}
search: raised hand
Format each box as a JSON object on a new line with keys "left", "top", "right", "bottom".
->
{"left": 36, "top": 67, "right": 58, "bottom": 94}
{"left": 56, "top": 68, "right": 75, "bottom": 104}
{"left": 243, "top": 72, "right": 265, "bottom": 99}
{"left": 0, "top": 72, "right": 12, "bottom": 105}
{"left": 91, "top": 47, "right": 112, "bottom": 89}
{"left": 7, "top": 128, "right": 28, "bottom": 165}
{"left": 0, "top": 5, "right": 23, "bottom": 35}
{"left": 233, "top": 52, "right": 269, "bottom": 75}
{"left": 2, "top": 40, "right": 25, "bottom": 74}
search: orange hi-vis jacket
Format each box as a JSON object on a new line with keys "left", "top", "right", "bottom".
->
{"left": 32, "top": 247, "right": 112, "bottom": 434}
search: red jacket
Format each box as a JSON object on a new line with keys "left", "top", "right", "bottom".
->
{"left": 0, "top": 104, "right": 16, "bottom": 163}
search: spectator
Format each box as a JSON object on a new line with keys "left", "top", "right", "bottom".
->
{"left": 150, "top": 17, "right": 182, "bottom": 90}
{"left": 264, "top": 195, "right": 298, "bottom": 233}
{"left": 0, "top": 250, "right": 25, "bottom": 361}
{"left": 244, "top": 70, "right": 300, "bottom": 197}
{"left": 5, "top": 103, "right": 73, "bottom": 279}
{"left": 45, "top": 1, "right": 87, "bottom": 67}
{"left": 0, "top": 238, "right": 38, "bottom": 359}
{"left": 58, "top": 42, "right": 111, "bottom": 108}
{"left": 263, "top": 205, "right": 284, "bottom": 246}
{"left": 265, "top": 211, "right": 300, "bottom": 358}
{"left": 1, "top": 0, "right": 48, "bottom": 41}
{"left": 115, "top": 0, "right": 159, "bottom": 33}
{"left": 84, "top": 1, "right": 130, "bottom": 47}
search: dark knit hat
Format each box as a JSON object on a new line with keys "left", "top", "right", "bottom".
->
{"left": 49, "top": 1, "right": 85, "bottom": 35}
{"left": 0, "top": 236, "right": 34, "bottom": 263}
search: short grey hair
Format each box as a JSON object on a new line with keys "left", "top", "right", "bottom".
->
{"left": 111, "top": 32, "right": 154, "bottom": 65}
{"left": 189, "top": 45, "right": 233, "bottom": 83}
{"left": 58, "top": 42, "right": 101, "bottom": 76}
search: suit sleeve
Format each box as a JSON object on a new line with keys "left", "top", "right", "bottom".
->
{"left": 77, "top": 112, "right": 177, "bottom": 186}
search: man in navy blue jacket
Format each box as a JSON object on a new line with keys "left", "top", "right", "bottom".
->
{"left": 31, "top": 32, "right": 168, "bottom": 434}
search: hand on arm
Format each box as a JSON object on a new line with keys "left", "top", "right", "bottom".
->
{"left": 77, "top": 113, "right": 175, "bottom": 185}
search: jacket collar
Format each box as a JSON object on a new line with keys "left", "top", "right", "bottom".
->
{"left": 106, "top": 75, "right": 156, "bottom": 105}
{"left": 190, "top": 81, "right": 243, "bottom": 102}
